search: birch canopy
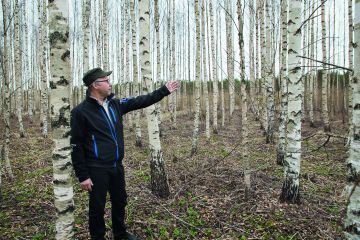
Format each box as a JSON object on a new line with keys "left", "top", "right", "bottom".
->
{"left": 0, "top": 0, "right": 359, "bottom": 239}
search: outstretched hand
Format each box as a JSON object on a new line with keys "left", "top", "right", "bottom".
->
{"left": 165, "top": 81, "right": 180, "bottom": 93}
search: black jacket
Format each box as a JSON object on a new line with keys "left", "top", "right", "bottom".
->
{"left": 70, "top": 85, "right": 170, "bottom": 182}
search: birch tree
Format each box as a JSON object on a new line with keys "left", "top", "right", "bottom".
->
{"left": 138, "top": 0, "right": 170, "bottom": 197}
{"left": 225, "top": 0, "right": 235, "bottom": 117}
{"left": 14, "top": 0, "right": 25, "bottom": 137}
{"left": 191, "top": 0, "right": 201, "bottom": 156}
{"left": 344, "top": 0, "right": 360, "bottom": 238}
{"left": 348, "top": 0, "right": 354, "bottom": 142}
{"left": 202, "top": 0, "right": 210, "bottom": 140}
{"left": 277, "top": 0, "right": 288, "bottom": 165}
{"left": 131, "top": 0, "right": 142, "bottom": 147}
{"left": 39, "top": 0, "right": 49, "bottom": 137}
{"left": 321, "top": 0, "right": 330, "bottom": 132}
{"left": 50, "top": 1, "right": 74, "bottom": 238}
{"left": 264, "top": 0, "right": 275, "bottom": 143}
{"left": 308, "top": 0, "right": 315, "bottom": 127}
{"left": 1, "top": 0, "right": 14, "bottom": 179}
{"left": 280, "top": 0, "right": 302, "bottom": 204}
{"left": 170, "top": 0, "right": 177, "bottom": 126}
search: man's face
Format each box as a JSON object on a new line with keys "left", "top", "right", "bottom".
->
{"left": 92, "top": 76, "right": 112, "bottom": 97}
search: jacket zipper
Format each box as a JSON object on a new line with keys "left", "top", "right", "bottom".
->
{"left": 92, "top": 134, "right": 99, "bottom": 159}
{"left": 99, "top": 107, "right": 119, "bottom": 167}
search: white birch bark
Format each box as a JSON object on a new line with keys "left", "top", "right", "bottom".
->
{"left": 102, "top": 0, "right": 108, "bottom": 70}
{"left": 348, "top": 0, "right": 355, "bottom": 143}
{"left": 170, "top": 0, "right": 177, "bottom": 126}
{"left": 125, "top": 0, "right": 133, "bottom": 130}
{"left": 321, "top": 0, "right": 330, "bottom": 132}
{"left": 308, "top": 0, "right": 315, "bottom": 127}
{"left": 187, "top": 1, "right": 192, "bottom": 116}
{"left": 1, "top": 0, "right": 14, "bottom": 179}
{"left": 344, "top": 0, "right": 360, "bottom": 238}
{"left": 27, "top": 2, "right": 35, "bottom": 122}
{"left": 191, "top": 0, "right": 201, "bottom": 156}
{"left": 225, "top": 0, "right": 235, "bottom": 117}
{"left": 237, "top": 0, "right": 244, "bottom": 128}
{"left": 138, "top": 0, "right": 170, "bottom": 197}
{"left": 259, "top": 0, "right": 268, "bottom": 134}
{"left": 248, "top": 0, "right": 256, "bottom": 120}
{"left": 14, "top": 0, "right": 25, "bottom": 137}
{"left": 280, "top": 0, "right": 302, "bottom": 204}
{"left": 39, "top": 0, "right": 49, "bottom": 137}
{"left": 209, "top": 0, "right": 218, "bottom": 134}
{"left": 265, "top": 0, "right": 274, "bottom": 143}
{"left": 277, "top": 0, "right": 288, "bottom": 166}
{"left": 49, "top": 2, "right": 75, "bottom": 238}
{"left": 154, "top": 0, "right": 163, "bottom": 133}
{"left": 202, "top": 0, "right": 210, "bottom": 140}
{"left": 82, "top": 0, "right": 90, "bottom": 71}
{"left": 218, "top": 5, "right": 225, "bottom": 127}
{"left": 131, "top": 0, "right": 142, "bottom": 147}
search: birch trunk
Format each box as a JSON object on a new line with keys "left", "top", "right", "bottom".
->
{"left": 154, "top": 0, "right": 163, "bottom": 131}
{"left": 131, "top": 0, "right": 142, "bottom": 147}
{"left": 249, "top": 0, "right": 256, "bottom": 121}
{"left": 277, "top": 0, "right": 288, "bottom": 166}
{"left": 219, "top": 6, "right": 225, "bottom": 127}
{"left": 209, "top": 1, "right": 218, "bottom": 134}
{"left": 344, "top": 0, "right": 360, "bottom": 238}
{"left": 259, "top": 0, "right": 268, "bottom": 134}
{"left": 187, "top": 1, "right": 191, "bottom": 116}
{"left": 265, "top": 0, "right": 274, "bottom": 143}
{"left": 237, "top": 0, "right": 244, "bottom": 128}
{"left": 202, "top": 1, "right": 210, "bottom": 140}
{"left": 225, "top": 0, "right": 235, "bottom": 117}
{"left": 102, "top": 0, "right": 108, "bottom": 70}
{"left": 170, "top": 0, "right": 177, "bottom": 126}
{"left": 348, "top": 0, "right": 354, "bottom": 143}
{"left": 1, "top": 0, "right": 14, "bottom": 179}
{"left": 82, "top": 0, "right": 90, "bottom": 71}
{"left": 321, "top": 0, "right": 330, "bottom": 132}
{"left": 191, "top": 0, "right": 201, "bottom": 156}
{"left": 308, "top": 0, "right": 315, "bottom": 127}
{"left": 280, "top": 0, "right": 302, "bottom": 204}
{"left": 14, "top": 0, "right": 25, "bottom": 137}
{"left": 39, "top": 0, "right": 48, "bottom": 137}
{"left": 138, "top": 0, "right": 170, "bottom": 198}
{"left": 50, "top": 1, "right": 75, "bottom": 238}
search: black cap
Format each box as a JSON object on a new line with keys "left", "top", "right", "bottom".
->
{"left": 83, "top": 67, "right": 112, "bottom": 86}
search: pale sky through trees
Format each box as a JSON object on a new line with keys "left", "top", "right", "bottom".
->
{"left": 17, "top": 0, "right": 350, "bottom": 87}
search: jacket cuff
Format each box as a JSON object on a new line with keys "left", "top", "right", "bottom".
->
{"left": 160, "top": 85, "right": 171, "bottom": 96}
{"left": 78, "top": 175, "right": 89, "bottom": 183}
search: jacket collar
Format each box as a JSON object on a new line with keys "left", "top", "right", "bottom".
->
{"left": 85, "top": 89, "right": 115, "bottom": 105}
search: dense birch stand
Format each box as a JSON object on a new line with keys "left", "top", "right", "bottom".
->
{"left": 138, "top": 0, "right": 169, "bottom": 198}
{"left": 280, "top": 0, "right": 302, "bottom": 204}
{"left": 344, "top": 0, "right": 360, "bottom": 238}
{"left": 50, "top": 1, "right": 74, "bottom": 238}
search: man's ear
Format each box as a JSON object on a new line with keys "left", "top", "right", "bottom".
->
{"left": 91, "top": 83, "right": 98, "bottom": 90}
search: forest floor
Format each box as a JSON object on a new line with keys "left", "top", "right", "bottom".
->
{"left": 0, "top": 110, "right": 348, "bottom": 240}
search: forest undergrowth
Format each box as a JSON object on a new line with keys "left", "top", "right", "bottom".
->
{"left": 0, "top": 111, "right": 347, "bottom": 239}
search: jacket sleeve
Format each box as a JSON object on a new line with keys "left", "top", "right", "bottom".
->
{"left": 119, "top": 85, "right": 170, "bottom": 114}
{"left": 70, "top": 108, "right": 89, "bottom": 182}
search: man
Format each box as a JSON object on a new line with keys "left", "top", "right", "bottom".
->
{"left": 70, "top": 67, "right": 179, "bottom": 240}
